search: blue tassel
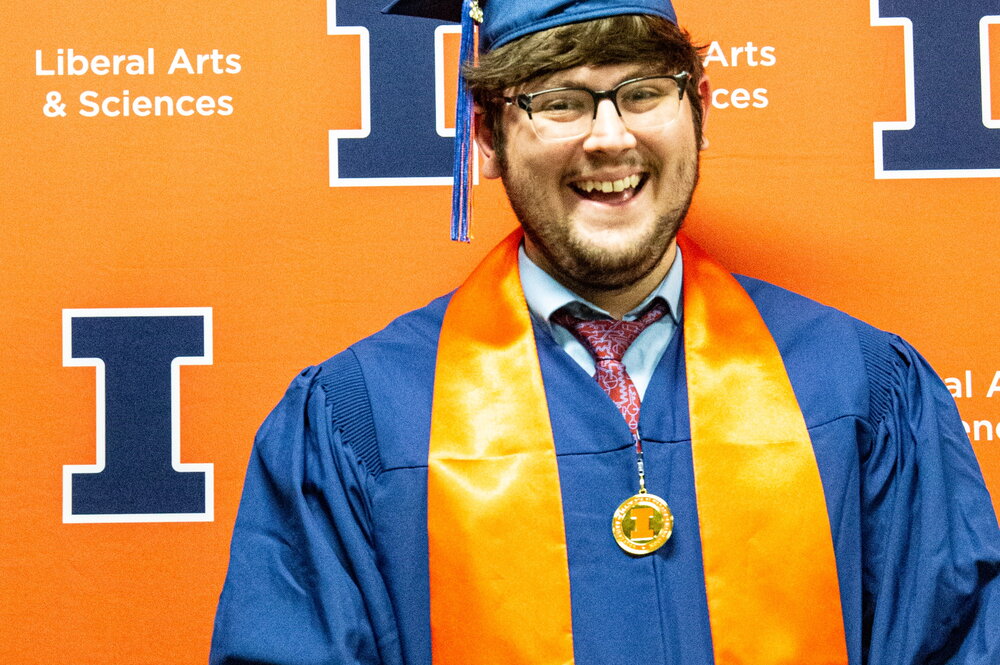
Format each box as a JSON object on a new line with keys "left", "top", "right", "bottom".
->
{"left": 450, "top": 0, "right": 478, "bottom": 242}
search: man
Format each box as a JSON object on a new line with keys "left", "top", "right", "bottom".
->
{"left": 211, "top": 1, "right": 1000, "bottom": 663}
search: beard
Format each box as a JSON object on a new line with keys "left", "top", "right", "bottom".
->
{"left": 501, "top": 151, "right": 699, "bottom": 293}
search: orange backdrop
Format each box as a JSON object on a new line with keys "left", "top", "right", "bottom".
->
{"left": 2, "top": 1, "right": 997, "bottom": 663}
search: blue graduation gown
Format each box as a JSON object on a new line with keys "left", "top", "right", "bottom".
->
{"left": 211, "top": 276, "right": 1000, "bottom": 665}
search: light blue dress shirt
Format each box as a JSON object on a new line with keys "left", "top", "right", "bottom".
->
{"left": 518, "top": 244, "right": 683, "bottom": 399}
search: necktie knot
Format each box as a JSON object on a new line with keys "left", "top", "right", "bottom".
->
{"left": 552, "top": 301, "right": 668, "bottom": 362}
{"left": 550, "top": 301, "right": 668, "bottom": 436}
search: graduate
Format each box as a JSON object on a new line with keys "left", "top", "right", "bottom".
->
{"left": 211, "top": 1, "right": 1000, "bottom": 663}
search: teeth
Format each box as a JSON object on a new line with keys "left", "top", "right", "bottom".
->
{"left": 577, "top": 174, "right": 642, "bottom": 193}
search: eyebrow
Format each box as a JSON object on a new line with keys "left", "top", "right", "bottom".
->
{"left": 526, "top": 65, "right": 667, "bottom": 92}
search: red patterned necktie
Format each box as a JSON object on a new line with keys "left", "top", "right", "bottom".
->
{"left": 551, "top": 301, "right": 668, "bottom": 436}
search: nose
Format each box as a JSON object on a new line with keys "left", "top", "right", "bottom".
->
{"left": 582, "top": 99, "right": 637, "bottom": 153}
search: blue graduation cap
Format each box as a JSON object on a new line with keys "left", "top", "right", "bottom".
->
{"left": 383, "top": 0, "right": 678, "bottom": 240}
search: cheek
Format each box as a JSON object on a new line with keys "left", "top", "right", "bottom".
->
{"left": 656, "top": 136, "right": 698, "bottom": 175}
{"left": 503, "top": 127, "right": 579, "bottom": 177}
{"left": 506, "top": 145, "right": 546, "bottom": 176}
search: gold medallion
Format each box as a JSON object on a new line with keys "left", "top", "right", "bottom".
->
{"left": 611, "top": 492, "right": 674, "bottom": 555}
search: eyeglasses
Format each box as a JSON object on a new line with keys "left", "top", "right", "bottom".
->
{"left": 503, "top": 72, "right": 690, "bottom": 141}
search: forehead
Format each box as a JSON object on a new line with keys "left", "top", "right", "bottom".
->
{"left": 523, "top": 62, "right": 665, "bottom": 92}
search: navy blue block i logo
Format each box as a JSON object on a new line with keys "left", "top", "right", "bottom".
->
{"left": 327, "top": 0, "right": 477, "bottom": 186}
{"left": 62, "top": 308, "right": 213, "bottom": 523}
{"left": 873, "top": 1, "right": 1000, "bottom": 177}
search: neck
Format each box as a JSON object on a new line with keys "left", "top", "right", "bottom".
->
{"left": 526, "top": 240, "right": 677, "bottom": 319}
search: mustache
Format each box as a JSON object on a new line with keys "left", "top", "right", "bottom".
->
{"left": 563, "top": 157, "right": 651, "bottom": 180}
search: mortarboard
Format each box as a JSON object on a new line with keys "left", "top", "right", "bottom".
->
{"left": 382, "top": 0, "right": 678, "bottom": 240}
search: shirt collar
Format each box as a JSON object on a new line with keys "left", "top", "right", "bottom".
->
{"left": 518, "top": 243, "right": 683, "bottom": 332}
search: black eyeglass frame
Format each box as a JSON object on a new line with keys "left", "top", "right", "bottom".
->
{"left": 502, "top": 71, "right": 690, "bottom": 121}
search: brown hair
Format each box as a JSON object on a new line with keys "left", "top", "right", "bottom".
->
{"left": 463, "top": 14, "right": 706, "bottom": 157}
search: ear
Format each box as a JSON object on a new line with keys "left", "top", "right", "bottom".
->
{"left": 474, "top": 109, "right": 503, "bottom": 180}
{"left": 697, "top": 74, "right": 711, "bottom": 151}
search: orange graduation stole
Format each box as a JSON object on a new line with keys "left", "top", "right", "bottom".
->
{"left": 427, "top": 229, "right": 848, "bottom": 665}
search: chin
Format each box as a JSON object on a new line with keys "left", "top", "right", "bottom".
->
{"left": 573, "top": 218, "right": 659, "bottom": 254}
{"left": 553, "top": 223, "right": 675, "bottom": 291}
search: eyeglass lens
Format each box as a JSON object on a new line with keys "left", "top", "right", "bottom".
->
{"left": 529, "top": 78, "right": 682, "bottom": 140}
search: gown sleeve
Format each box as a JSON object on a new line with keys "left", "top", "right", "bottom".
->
{"left": 858, "top": 329, "right": 1000, "bottom": 664}
{"left": 210, "top": 363, "right": 402, "bottom": 665}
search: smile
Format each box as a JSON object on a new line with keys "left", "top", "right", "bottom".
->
{"left": 569, "top": 173, "right": 647, "bottom": 203}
